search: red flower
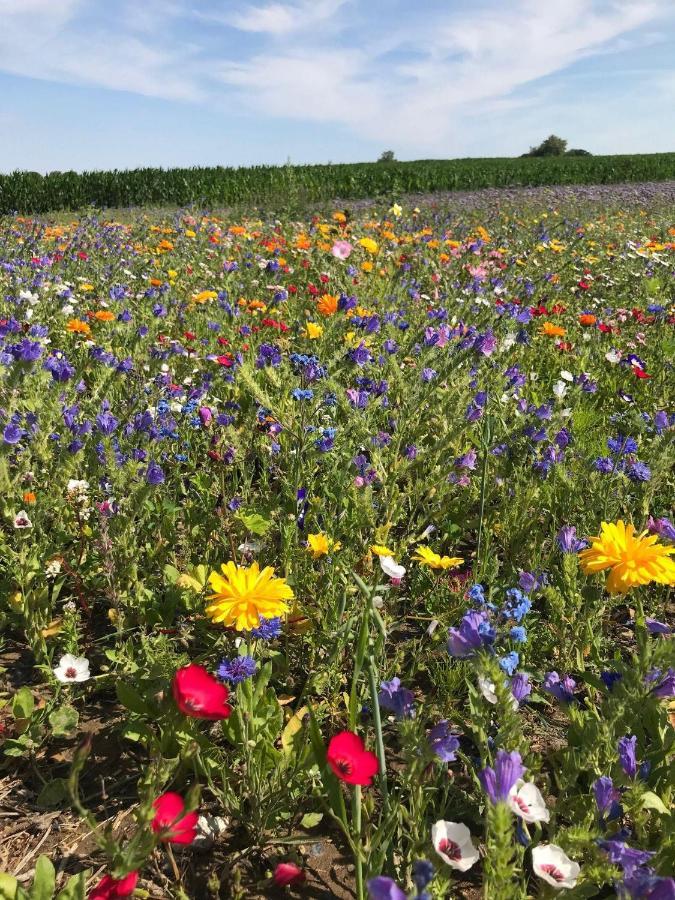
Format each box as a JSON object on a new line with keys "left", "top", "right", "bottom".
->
{"left": 326, "top": 731, "right": 379, "bottom": 786}
{"left": 183, "top": 332, "right": 196, "bottom": 341}
{"left": 633, "top": 367, "right": 651, "bottom": 379}
{"left": 273, "top": 862, "right": 306, "bottom": 887}
{"left": 216, "top": 354, "right": 234, "bottom": 367}
{"left": 172, "top": 664, "right": 232, "bottom": 720}
{"left": 217, "top": 336, "right": 230, "bottom": 346}
{"left": 578, "top": 280, "right": 590, "bottom": 290}
{"left": 151, "top": 792, "right": 199, "bottom": 845}
{"left": 88, "top": 872, "right": 138, "bottom": 899}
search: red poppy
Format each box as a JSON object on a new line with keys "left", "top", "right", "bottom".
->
{"left": 88, "top": 872, "right": 138, "bottom": 899}
{"left": 632, "top": 367, "right": 651, "bottom": 379}
{"left": 326, "top": 731, "right": 379, "bottom": 786}
{"left": 288, "top": 284, "right": 298, "bottom": 294}
{"left": 183, "top": 332, "right": 196, "bottom": 341}
{"left": 598, "top": 322, "right": 614, "bottom": 333}
{"left": 577, "top": 280, "right": 590, "bottom": 290}
{"left": 152, "top": 792, "right": 198, "bottom": 845}
{"left": 273, "top": 862, "right": 306, "bottom": 887}
{"left": 320, "top": 273, "right": 329, "bottom": 283}
{"left": 172, "top": 664, "right": 232, "bottom": 720}
{"left": 216, "top": 354, "right": 234, "bottom": 367}
{"left": 217, "top": 336, "right": 229, "bottom": 346}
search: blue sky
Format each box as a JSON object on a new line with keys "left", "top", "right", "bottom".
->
{"left": 1, "top": 0, "right": 674, "bottom": 173}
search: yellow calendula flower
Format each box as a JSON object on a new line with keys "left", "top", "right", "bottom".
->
{"left": 413, "top": 546, "right": 464, "bottom": 570}
{"left": 304, "top": 322, "right": 324, "bottom": 339}
{"left": 389, "top": 203, "right": 402, "bottom": 218}
{"left": 359, "top": 237, "right": 379, "bottom": 255}
{"left": 578, "top": 520, "right": 675, "bottom": 595}
{"left": 206, "top": 562, "right": 294, "bottom": 630}
{"left": 371, "top": 544, "right": 395, "bottom": 557}
{"left": 307, "top": 533, "right": 341, "bottom": 559}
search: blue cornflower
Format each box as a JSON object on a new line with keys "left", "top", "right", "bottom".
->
{"left": 291, "top": 388, "right": 314, "bottom": 401}
{"left": 627, "top": 461, "right": 651, "bottom": 482}
{"left": 251, "top": 616, "right": 282, "bottom": 640}
{"left": 217, "top": 656, "right": 257, "bottom": 684}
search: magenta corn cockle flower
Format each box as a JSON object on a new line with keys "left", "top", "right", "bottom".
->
{"left": 431, "top": 821, "right": 479, "bottom": 871}
{"left": 479, "top": 750, "right": 526, "bottom": 804}
{"left": 532, "top": 844, "right": 580, "bottom": 888}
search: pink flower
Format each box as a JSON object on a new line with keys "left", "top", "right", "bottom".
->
{"left": 273, "top": 862, "right": 306, "bottom": 886}
{"left": 331, "top": 241, "right": 353, "bottom": 260}
{"left": 172, "top": 664, "right": 232, "bottom": 720}
{"left": 152, "top": 792, "right": 199, "bottom": 845}
{"left": 88, "top": 871, "right": 138, "bottom": 899}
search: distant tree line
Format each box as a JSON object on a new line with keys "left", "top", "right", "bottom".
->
{"left": 377, "top": 137, "right": 591, "bottom": 163}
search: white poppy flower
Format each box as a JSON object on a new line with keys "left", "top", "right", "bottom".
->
{"left": 560, "top": 370, "right": 574, "bottom": 382}
{"left": 379, "top": 556, "right": 406, "bottom": 580}
{"left": 508, "top": 779, "right": 550, "bottom": 823}
{"left": 552, "top": 381, "right": 567, "bottom": 399}
{"left": 53, "top": 654, "right": 90, "bottom": 684}
{"left": 532, "top": 844, "right": 580, "bottom": 889}
{"left": 13, "top": 510, "right": 32, "bottom": 529}
{"left": 431, "top": 821, "right": 480, "bottom": 872}
{"left": 605, "top": 350, "right": 621, "bottom": 364}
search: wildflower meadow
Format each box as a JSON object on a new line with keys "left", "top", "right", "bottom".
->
{"left": 0, "top": 187, "right": 674, "bottom": 899}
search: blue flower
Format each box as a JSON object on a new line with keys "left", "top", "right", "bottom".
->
{"left": 499, "top": 652, "right": 520, "bottom": 676}
{"left": 447, "top": 610, "right": 495, "bottom": 658}
{"left": 543, "top": 671, "right": 576, "bottom": 703}
{"left": 479, "top": 750, "right": 525, "bottom": 804}
{"left": 557, "top": 525, "right": 587, "bottom": 553}
{"left": 217, "top": 655, "right": 257, "bottom": 684}
{"left": 618, "top": 735, "right": 638, "bottom": 779}
{"left": 510, "top": 626, "right": 527, "bottom": 643}
{"left": 379, "top": 678, "right": 415, "bottom": 719}
{"left": 146, "top": 461, "right": 165, "bottom": 485}
{"left": 3, "top": 423, "right": 23, "bottom": 445}
{"left": 251, "top": 616, "right": 282, "bottom": 640}
{"left": 428, "top": 721, "right": 460, "bottom": 762}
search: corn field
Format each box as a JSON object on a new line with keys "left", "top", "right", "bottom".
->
{"left": 1, "top": 153, "right": 674, "bottom": 213}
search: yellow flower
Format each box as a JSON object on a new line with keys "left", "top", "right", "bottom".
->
{"left": 413, "top": 546, "right": 464, "bottom": 570}
{"left": 359, "top": 237, "right": 379, "bottom": 255}
{"left": 307, "top": 533, "right": 341, "bottom": 558}
{"left": 193, "top": 290, "right": 217, "bottom": 303}
{"left": 389, "top": 203, "right": 402, "bottom": 218}
{"left": 66, "top": 319, "right": 91, "bottom": 335}
{"left": 304, "top": 322, "right": 324, "bottom": 339}
{"left": 206, "top": 562, "right": 294, "bottom": 630}
{"left": 371, "top": 544, "right": 395, "bottom": 557}
{"left": 578, "top": 520, "right": 675, "bottom": 595}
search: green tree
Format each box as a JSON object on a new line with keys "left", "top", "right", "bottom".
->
{"left": 525, "top": 135, "right": 568, "bottom": 157}
{"left": 377, "top": 150, "right": 396, "bottom": 163}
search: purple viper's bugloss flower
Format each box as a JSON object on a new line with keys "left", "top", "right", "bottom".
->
{"left": 557, "top": 525, "right": 588, "bottom": 552}
{"left": 543, "top": 671, "right": 576, "bottom": 703}
{"left": 447, "top": 610, "right": 495, "bottom": 658}
{"left": 428, "top": 720, "right": 460, "bottom": 762}
{"left": 593, "top": 776, "right": 622, "bottom": 824}
{"left": 479, "top": 750, "right": 525, "bottom": 804}
{"left": 378, "top": 677, "right": 415, "bottom": 719}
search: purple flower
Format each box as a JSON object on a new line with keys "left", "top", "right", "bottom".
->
{"left": 646, "top": 618, "right": 671, "bottom": 635}
{"left": 593, "top": 776, "right": 622, "bottom": 823}
{"left": 557, "top": 525, "right": 588, "bottom": 553}
{"left": 510, "top": 673, "right": 532, "bottom": 704}
{"left": 379, "top": 678, "right": 415, "bottom": 719}
{"left": 543, "top": 671, "right": 576, "bottom": 703}
{"left": 412, "top": 860, "right": 435, "bottom": 893}
{"left": 628, "top": 461, "right": 651, "bottom": 483}
{"left": 2, "top": 423, "right": 23, "bottom": 444}
{"left": 217, "top": 655, "right": 257, "bottom": 684}
{"left": 479, "top": 750, "right": 526, "bottom": 804}
{"left": 598, "top": 839, "right": 654, "bottom": 878}
{"left": 428, "top": 721, "right": 460, "bottom": 762}
{"left": 96, "top": 411, "right": 118, "bottom": 435}
{"left": 455, "top": 448, "right": 477, "bottom": 470}
{"left": 646, "top": 516, "right": 675, "bottom": 542}
{"left": 518, "top": 571, "right": 537, "bottom": 593}
{"left": 622, "top": 870, "right": 675, "bottom": 900}
{"left": 618, "top": 736, "right": 638, "bottom": 779}
{"left": 447, "top": 610, "right": 495, "bottom": 658}
{"left": 474, "top": 330, "right": 498, "bottom": 356}
{"left": 652, "top": 668, "right": 675, "bottom": 698}
{"left": 146, "top": 461, "right": 165, "bottom": 485}
{"left": 367, "top": 876, "right": 406, "bottom": 900}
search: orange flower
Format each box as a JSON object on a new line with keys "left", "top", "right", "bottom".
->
{"left": 67, "top": 319, "right": 91, "bottom": 335}
{"left": 317, "top": 294, "right": 339, "bottom": 316}
{"left": 578, "top": 314, "right": 597, "bottom": 326}
{"left": 150, "top": 278, "right": 163, "bottom": 287}
{"left": 539, "top": 322, "right": 566, "bottom": 337}
{"left": 94, "top": 310, "right": 115, "bottom": 322}
{"left": 23, "top": 491, "right": 36, "bottom": 504}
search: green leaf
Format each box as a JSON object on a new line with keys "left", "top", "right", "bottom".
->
{"left": 55, "top": 871, "right": 88, "bottom": 900}
{"left": 300, "top": 812, "right": 323, "bottom": 829}
{"left": 36, "top": 779, "right": 69, "bottom": 809}
{"left": 116, "top": 682, "right": 151, "bottom": 716}
{"left": 48, "top": 706, "right": 79, "bottom": 738}
{"left": 0, "top": 872, "right": 20, "bottom": 900}
{"left": 281, "top": 706, "right": 308, "bottom": 756}
{"left": 641, "top": 791, "right": 670, "bottom": 815}
{"left": 236, "top": 510, "right": 272, "bottom": 536}
{"left": 28, "top": 856, "right": 55, "bottom": 900}
{"left": 12, "top": 687, "right": 34, "bottom": 721}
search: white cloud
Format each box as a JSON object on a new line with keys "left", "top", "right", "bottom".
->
{"left": 226, "top": 0, "right": 349, "bottom": 35}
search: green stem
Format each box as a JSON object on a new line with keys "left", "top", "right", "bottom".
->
{"left": 367, "top": 660, "right": 389, "bottom": 803}
{"left": 353, "top": 785, "right": 364, "bottom": 900}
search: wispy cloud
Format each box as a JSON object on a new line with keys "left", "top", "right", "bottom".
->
{"left": 226, "top": 0, "right": 350, "bottom": 35}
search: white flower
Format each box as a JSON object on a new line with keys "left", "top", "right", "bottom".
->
{"left": 478, "top": 675, "right": 517, "bottom": 710}
{"left": 45, "top": 558, "right": 63, "bottom": 578}
{"left": 431, "top": 821, "right": 480, "bottom": 872}
{"left": 13, "top": 510, "right": 32, "bottom": 529}
{"left": 238, "top": 540, "right": 261, "bottom": 555}
{"left": 67, "top": 479, "right": 89, "bottom": 496}
{"left": 532, "top": 844, "right": 580, "bottom": 889}
{"left": 53, "top": 654, "right": 90, "bottom": 684}
{"left": 379, "top": 555, "right": 406, "bottom": 580}
{"left": 501, "top": 332, "right": 517, "bottom": 351}
{"left": 552, "top": 380, "right": 568, "bottom": 399}
{"left": 560, "top": 370, "right": 574, "bottom": 382}
{"left": 508, "top": 779, "right": 550, "bottom": 823}
{"left": 605, "top": 349, "right": 621, "bottom": 364}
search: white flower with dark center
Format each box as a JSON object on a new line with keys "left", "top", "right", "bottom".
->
{"left": 431, "top": 821, "right": 479, "bottom": 872}
{"left": 508, "top": 779, "right": 550, "bottom": 823}
{"left": 53, "top": 654, "right": 90, "bottom": 684}
{"left": 532, "top": 844, "right": 580, "bottom": 889}
{"left": 379, "top": 556, "right": 406, "bottom": 581}
{"left": 13, "top": 510, "right": 32, "bottom": 529}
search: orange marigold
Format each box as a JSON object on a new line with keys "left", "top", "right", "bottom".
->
{"left": 539, "top": 322, "right": 567, "bottom": 337}
{"left": 66, "top": 319, "right": 91, "bottom": 335}
{"left": 317, "top": 294, "right": 339, "bottom": 316}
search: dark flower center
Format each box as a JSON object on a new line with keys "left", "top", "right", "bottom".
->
{"left": 65, "top": 667, "right": 77, "bottom": 679}
{"left": 541, "top": 864, "right": 565, "bottom": 882}
{"left": 334, "top": 757, "right": 352, "bottom": 776}
{"left": 438, "top": 838, "right": 461, "bottom": 860}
